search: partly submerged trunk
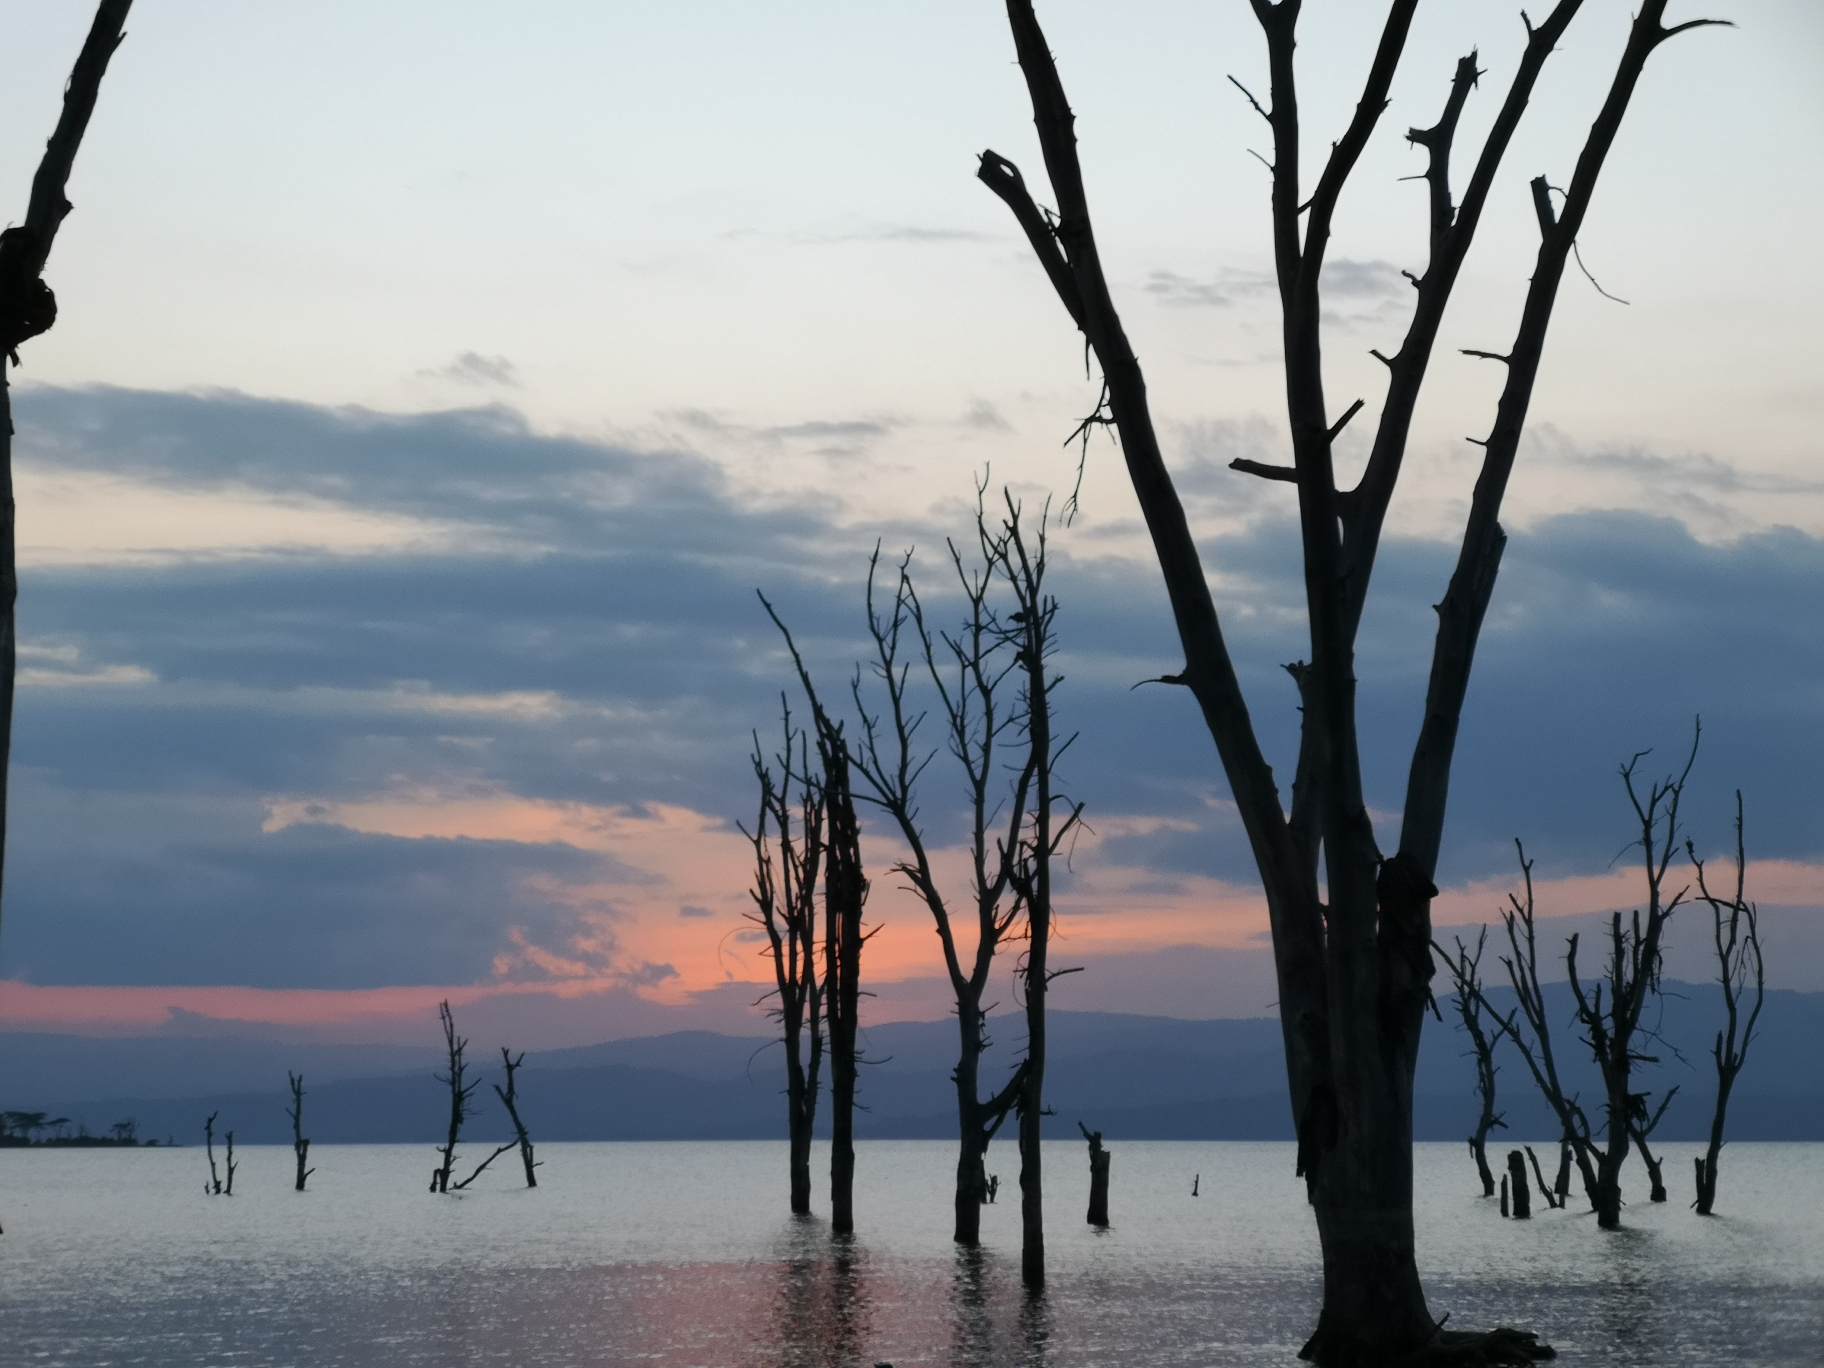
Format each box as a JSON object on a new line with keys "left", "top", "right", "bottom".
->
{"left": 952, "top": 1002, "right": 988, "bottom": 1245}
{"left": 823, "top": 741, "right": 865, "bottom": 1236}
{"left": 1018, "top": 926, "right": 1049, "bottom": 1286}
{"left": 1468, "top": 1137, "right": 1494, "bottom": 1198}
{"left": 785, "top": 1044, "right": 816, "bottom": 1215}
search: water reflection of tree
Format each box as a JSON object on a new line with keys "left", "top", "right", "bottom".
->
{"left": 949, "top": 1245, "right": 1051, "bottom": 1368}
{"left": 764, "top": 1221, "right": 874, "bottom": 1368}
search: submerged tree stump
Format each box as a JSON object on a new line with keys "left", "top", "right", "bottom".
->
{"left": 1078, "top": 1122, "right": 1109, "bottom": 1226}
{"left": 1505, "top": 1151, "right": 1530, "bottom": 1219}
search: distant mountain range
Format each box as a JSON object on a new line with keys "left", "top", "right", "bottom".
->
{"left": 3, "top": 983, "right": 1819, "bottom": 1146}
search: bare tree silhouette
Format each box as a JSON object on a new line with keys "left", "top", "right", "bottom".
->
{"left": 493, "top": 1049, "right": 540, "bottom": 1188}
{"left": 977, "top": 1, "right": 1724, "bottom": 1357}
{"left": 745, "top": 705, "right": 826, "bottom": 1215}
{"left": 1689, "top": 792, "right": 1765, "bottom": 1215}
{"left": 430, "top": 1000, "right": 514, "bottom": 1193}
{"left": 287, "top": 1073, "right": 315, "bottom": 1192}
{"left": 1435, "top": 931, "right": 1506, "bottom": 1197}
{"left": 756, "top": 605, "right": 872, "bottom": 1234}
{"left": 1566, "top": 735, "right": 1694, "bottom": 1229}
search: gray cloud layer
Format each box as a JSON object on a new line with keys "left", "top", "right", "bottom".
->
{"left": 7, "top": 385, "right": 1817, "bottom": 990}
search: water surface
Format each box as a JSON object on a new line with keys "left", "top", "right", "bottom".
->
{"left": 2, "top": 1140, "right": 1817, "bottom": 1366}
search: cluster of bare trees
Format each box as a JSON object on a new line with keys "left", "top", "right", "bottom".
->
{"left": 1437, "top": 730, "right": 1766, "bottom": 1227}
{"left": 750, "top": 492, "right": 1080, "bottom": 1287}
{"left": 429, "top": 1000, "right": 540, "bottom": 1194}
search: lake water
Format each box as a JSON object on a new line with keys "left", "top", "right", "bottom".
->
{"left": 1, "top": 1140, "right": 1818, "bottom": 1367}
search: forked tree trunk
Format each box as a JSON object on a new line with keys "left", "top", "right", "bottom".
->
{"left": 0, "top": 1, "right": 132, "bottom": 957}
{"left": 980, "top": 1, "right": 1714, "bottom": 1357}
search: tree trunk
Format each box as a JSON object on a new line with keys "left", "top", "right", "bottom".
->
{"left": 952, "top": 1013, "right": 987, "bottom": 1245}
{"left": 287, "top": 1072, "right": 314, "bottom": 1192}
{"left": 1637, "top": 1137, "right": 1666, "bottom": 1203}
{"left": 823, "top": 738, "right": 865, "bottom": 1236}
{"left": 1468, "top": 1138, "right": 1494, "bottom": 1198}
{"left": 0, "top": 1, "right": 133, "bottom": 958}
{"left": 1078, "top": 1124, "right": 1109, "bottom": 1227}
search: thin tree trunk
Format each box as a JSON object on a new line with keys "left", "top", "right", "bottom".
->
{"left": 0, "top": 1, "right": 132, "bottom": 953}
{"left": 823, "top": 734, "right": 865, "bottom": 1235}
{"left": 492, "top": 1049, "right": 539, "bottom": 1188}
{"left": 1078, "top": 1123, "right": 1109, "bottom": 1227}
{"left": 287, "top": 1072, "right": 314, "bottom": 1192}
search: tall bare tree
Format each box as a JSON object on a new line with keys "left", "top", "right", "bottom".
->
{"left": 848, "top": 530, "right": 1029, "bottom": 1248}
{"left": 1489, "top": 844, "right": 1600, "bottom": 1210}
{"left": 1566, "top": 738, "right": 1693, "bottom": 1229}
{"left": 978, "top": 1, "right": 1723, "bottom": 1358}
{"left": 1688, "top": 791, "right": 1764, "bottom": 1216}
{"left": 1000, "top": 498, "right": 1082, "bottom": 1289}
{"left": 287, "top": 1072, "right": 315, "bottom": 1192}
{"left": 745, "top": 704, "right": 827, "bottom": 1215}
{"left": 1435, "top": 931, "right": 1505, "bottom": 1197}
{"left": 0, "top": 1, "right": 132, "bottom": 948}
{"left": 757, "top": 604, "right": 872, "bottom": 1234}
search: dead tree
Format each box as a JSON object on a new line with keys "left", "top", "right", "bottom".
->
{"left": 744, "top": 705, "right": 826, "bottom": 1215}
{"left": 1567, "top": 737, "right": 1694, "bottom": 1229}
{"left": 978, "top": 2, "right": 1723, "bottom": 1357}
{"left": 1688, "top": 792, "right": 1765, "bottom": 1215}
{"left": 287, "top": 1072, "right": 315, "bottom": 1192}
{"left": 842, "top": 497, "right": 1059, "bottom": 1249}
{"left": 755, "top": 604, "right": 874, "bottom": 1235}
{"left": 1002, "top": 497, "right": 1082, "bottom": 1291}
{"left": 429, "top": 1000, "right": 512, "bottom": 1193}
{"left": 1435, "top": 930, "right": 1506, "bottom": 1196}
{"left": 1077, "top": 1122, "right": 1110, "bottom": 1227}
{"left": 203, "top": 1111, "right": 222, "bottom": 1195}
{"left": 0, "top": 1, "right": 132, "bottom": 952}
{"left": 493, "top": 1049, "right": 540, "bottom": 1188}
{"left": 1490, "top": 845, "right": 1601, "bottom": 1210}
{"left": 820, "top": 708, "right": 867, "bottom": 1235}
{"left": 224, "top": 1131, "right": 238, "bottom": 1196}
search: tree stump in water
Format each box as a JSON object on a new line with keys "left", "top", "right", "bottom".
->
{"left": 1078, "top": 1122, "right": 1109, "bottom": 1226}
{"left": 1500, "top": 1174, "right": 1508, "bottom": 1218}
{"left": 1505, "top": 1150, "right": 1530, "bottom": 1219}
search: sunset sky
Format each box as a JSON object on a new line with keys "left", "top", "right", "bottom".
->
{"left": 0, "top": 1, "right": 1818, "bottom": 1049}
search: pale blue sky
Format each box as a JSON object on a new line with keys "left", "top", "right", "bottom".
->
{"left": 0, "top": 3, "right": 1817, "bottom": 1038}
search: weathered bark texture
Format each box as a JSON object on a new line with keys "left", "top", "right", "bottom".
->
{"left": 1689, "top": 792, "right": 1764, "bottom": 1215}
{"left": 0, "top": 0, "right": 132, "bottom": 951}
{"left": 493, "top": 1049, "right": 540, "bottom": 1188}
{"left": 1438, "top": 931, "right": 1506, "bottom": 1196}
{"left": 979, "top": 0, "right": 1718, "bottom": 1358}
{"left": 1078, "top": 1123, "right": 1110, "bottom": 1227}
{"left": 1566, "top": 737, "right": 1694, "bottom": 1229}
{"left": 746, "top": 707, "right": 825, "bottom": 1214}
{"left": 287, "top": 1072, "right": 315, "bottom": 1192}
